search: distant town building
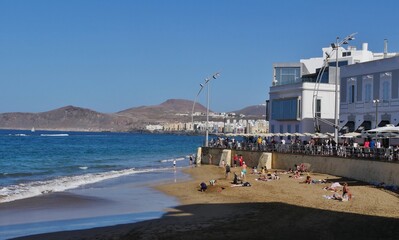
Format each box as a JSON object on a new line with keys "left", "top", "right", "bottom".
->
{"left": 145, "top": 118, "right": 268, "bottom": 134}
{"left": 145, "top": 124, "right": 163, "bottom": 131}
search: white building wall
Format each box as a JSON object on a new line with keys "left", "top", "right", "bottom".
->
{"left": 340, "top": 56, "right": 399, "bottom": 131}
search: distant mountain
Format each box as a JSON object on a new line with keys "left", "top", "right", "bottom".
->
{"left": 231, "top": 104, "right": 266, "bottom": 118}
{"left": 0, "top": 99, "right": 209, "bottom": 132}
{"left": 118, "top": 99, "right": 208, "bottom": 124}
{"left": 0, "top": 99, "right": 264, "bottom": 132}
{"left": 0, "top": 106, "right": 136, "bottom": 132}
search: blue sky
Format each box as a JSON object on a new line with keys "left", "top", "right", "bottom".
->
{"left": 0, "top": 0, "right": 398, "bottom": 113}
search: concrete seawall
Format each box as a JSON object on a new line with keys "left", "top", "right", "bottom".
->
{"left": 199, "top": 147, "right": 399, "bottom": 186}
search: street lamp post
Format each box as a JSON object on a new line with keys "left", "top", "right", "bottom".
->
{"left": 191, "top": 73, "right": 220, "bottom": 146}
{"left": 334, "top": 36, "right": 340, "bottom": 144}
{"left": 204, "top": 73, "right": 220, "bottom": 147}
{"left": 330, "top": 33, "right": 357, "bottom": 144}
{"left": 373, "top": 99, "right": 380, "bottom": 128}
{"left": 191, "top": 84, "right": 205, "bottom": 132}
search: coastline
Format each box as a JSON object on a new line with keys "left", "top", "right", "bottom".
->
{"left": 11, "top": 165, "right": 399, "bottom": 240}
{"left": 1, "top": 169, "right": 186, "bottom": 240}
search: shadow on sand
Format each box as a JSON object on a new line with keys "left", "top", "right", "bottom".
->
{"left": 14, "top": 201, "right": 399, "bottom": 240}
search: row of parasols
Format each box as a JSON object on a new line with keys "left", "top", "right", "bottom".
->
{"left": 221, "top": 125, "right": 399, "bottom": 139}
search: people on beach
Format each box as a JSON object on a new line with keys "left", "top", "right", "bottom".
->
{"left": 261, "top": 167, "right": 266, "bottom": 177}
{"left": 271, "top": 171, "right": 280, "bottom": 180}
{"left": 305, "top": 175, "right": 312, "bottom": 184}
{"left": 173, "top": 160, "right": 176, "bottom": 168}
{"left": 209, "top": 179, "right": 217, "bottom": 186}
{"left": 342, "top": 182, "right": 352, "bottom": 201}
{"left": 241, "top": 161, "right": 247, "bottom": 181}
{"left": 323, "top": 182, "right": 342, "bottom": 191}
{"left": 239, "top": 155, "right": 243, "bottom": 166}
{"left": 233, "top": 154, "right": 238, "bottom": 167}
{"left": 189, "top": 155, "right": 193, "bottom": 166}
{"left": 233, "top": 172, "right": 242, "bottom": 184}
{"left": 220, "top": 159, "right": 225, "bottom": 168}
{"left": 200, "top": 182, "right": 207, "bottom": 192}
{"left": 225, "top": 164, "right": 231, "bottom": 179}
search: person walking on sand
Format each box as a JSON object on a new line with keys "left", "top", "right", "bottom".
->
{"left": 189, "top": 155, "right": 193, "bottom": 167}
{"left": 241, "top": 161, "right": 247, "bottom": 181}
{"left": 225, "top": 164, "right": 231, "bottom": 179}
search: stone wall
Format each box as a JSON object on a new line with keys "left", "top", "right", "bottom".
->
{"left": 273, "top": 153, "right": 399, "bottom": 186}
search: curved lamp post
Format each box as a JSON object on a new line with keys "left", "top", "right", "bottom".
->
{"left": 312, "top": 33, "right": 357, "bottom": 144}
{"left": 191, "top": 72, "right": 220, "bottom": 146}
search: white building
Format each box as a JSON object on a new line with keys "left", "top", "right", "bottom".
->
{"left": 268, "top": 41, "right": 395, "bottom": 134}
{"left": 340, "top": 56, "right": 399, "bottom": 133}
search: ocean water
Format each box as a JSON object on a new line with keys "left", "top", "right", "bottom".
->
{"left": 0, "top": 130, "right": 203, "bottom": 239}
{"left": 0, "top": 130, "right": 203, "bottom": 203}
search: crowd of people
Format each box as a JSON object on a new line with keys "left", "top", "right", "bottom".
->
{"left": 208, "top": 135, "right": 399, "bottom": 161}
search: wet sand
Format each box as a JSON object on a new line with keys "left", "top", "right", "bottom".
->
{"left": 12, "top": 165, "right": 399, "bottom": 240}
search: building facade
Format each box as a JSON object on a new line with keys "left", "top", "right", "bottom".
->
{"left": 340, "top": 56, "right": 399, "bottom": 132}
{"left": 268, "top": 42, "right": 395, "bottom": 134}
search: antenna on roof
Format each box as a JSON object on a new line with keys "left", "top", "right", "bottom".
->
{"left": 384, "top": 39, "right": 388, "bottom": 58}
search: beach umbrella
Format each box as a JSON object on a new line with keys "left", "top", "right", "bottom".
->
{"left": 340, "top": 132, "right": 361, "bottom": 138}
{"left": 294, "top": 133, "right": 305, "bottom": 137}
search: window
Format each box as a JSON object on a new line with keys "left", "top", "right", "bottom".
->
{"left": 287, "top": 125, "right": 292, "bottom": 133}
{"left": 348, "top": 84, "right": 355, "bottom": 103}
{"left": 295, "top": 124, "right": 300, "bottom": 133}
{"left": 274, "top": 67, "right": 300, "bottom": 85}
{"left": 328, "top": 60, "right": 348, "bottom": 67}
{"left": 271, "top": 125, "right": 275, "bottom": 133}
{"left": 364, "top": 83, "right": 372, "bottom": 102}
{"left": 271, "top": 98, "right": 299, "bottom": 120}
{"left": 342, "top": 52, "right": 352, "bottom": 57}
{"left": 363, "top": 75, "right": 373, "bottom": 103}
{"left": 382, "top": 81, "right": 390, "bottom": 102}
{"left": 279, "top": 125, "right": 284, "bottom": 133}
{"left": 380, "top": 72, "right": 392, "bottom": 102}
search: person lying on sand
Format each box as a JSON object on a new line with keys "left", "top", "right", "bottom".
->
{"left": 289, "top": 171, "right": 302, "bottom": 179}
{"left": 323, "top": 182, "right": 342, "bottom": 191}
{"left": 303, "top": 175, "right": 326, "bottom": 184}
{"left": 231, "top": 181, "right": 251, "bottom": 187}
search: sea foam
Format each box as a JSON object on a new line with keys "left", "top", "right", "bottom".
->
{"left": 0, "top": 168, "right": 160, "bottom": 203}
{"left": 160, "top": 157, "right": 185, "bottom": 163}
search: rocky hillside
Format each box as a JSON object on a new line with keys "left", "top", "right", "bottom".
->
{"left": 0, "top": 99, "right": 209, "bottom": 132}
{"left": 231, "top": 104, "right": 266, "bottom": 118}
{"left": 0, "top": 106, "right": 136, "bottom": 132}
{"left": 118, "top": 99, "right": 208, "bottom": 124}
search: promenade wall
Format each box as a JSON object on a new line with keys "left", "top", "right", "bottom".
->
{"left": 200, "top": 147, "right": 399, "bottom": 186}
{"left": 200, "top": 147, "right": 272, "bottom": 170}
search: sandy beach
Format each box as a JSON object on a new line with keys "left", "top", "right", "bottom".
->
{"left": 13, "top": 165, "right": 399, "bottom": 240}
